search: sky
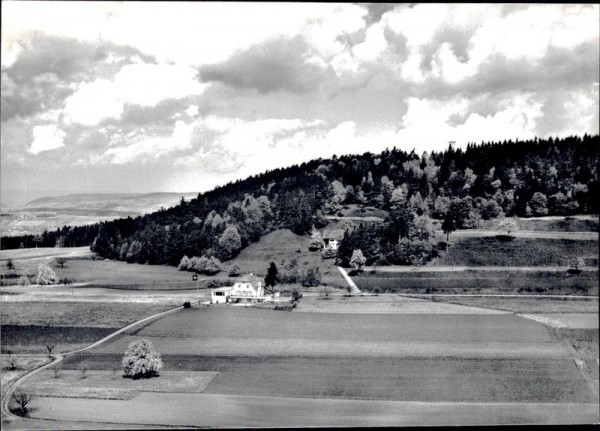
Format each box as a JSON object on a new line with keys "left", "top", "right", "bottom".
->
{"left": 1, "top": 2, "right": 599, "bottom": 200}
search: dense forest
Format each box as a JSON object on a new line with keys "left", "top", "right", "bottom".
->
{"left": 2, "top": 135, "right": 598, "bottom": 267}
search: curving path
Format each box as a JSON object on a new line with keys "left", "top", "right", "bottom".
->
{"left": 1, "top": 305, "right": 183, "bottom": 423}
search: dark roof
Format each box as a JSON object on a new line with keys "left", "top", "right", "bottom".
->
{"left": 322, "top": 229, "right": 345, "bottom": 239}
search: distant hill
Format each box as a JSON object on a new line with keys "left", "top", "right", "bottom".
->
{"left": 0, "top": 192, "right": 198, "bottom": 237}
{"left": 24, "top": 192, "right": 199, "bottom": 215}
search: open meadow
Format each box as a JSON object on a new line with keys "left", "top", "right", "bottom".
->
{"left": 0, "top": 302, "right": 175, "bottom": 354}
{"left": 13, "top": 304, "right": 597, "bottom": 427}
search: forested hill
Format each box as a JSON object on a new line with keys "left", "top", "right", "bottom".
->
{"left": 2, "top": 135, "right": 598, "bottom": 267}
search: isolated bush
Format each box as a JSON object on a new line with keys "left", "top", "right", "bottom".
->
{"left": 350, "top": 249, "right": 366, "bottom": 272}
{"left": 301, "top": 267, "right": 321, "bottom": 287}
{"left": 122, "top": 339, "right": 163, "bottom": 379}
{"left": 228, "top": 264, "right": 241, "bottom": 277}
{"left": 36, "top": 264, "right": 57, "bottom": 285}
{"left": 183, "top": 301, "right": 191, "bottom": 309}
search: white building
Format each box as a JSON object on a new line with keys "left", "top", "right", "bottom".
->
{"left": 322, "top": 229, "right": 344, "bottom": 250}
{"left": 211, "top": 273, "right": 265, "bottom": 304}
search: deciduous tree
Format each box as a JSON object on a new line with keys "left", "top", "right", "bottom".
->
{"left": 122, "top": 339, "right": 163, "bottom": 379}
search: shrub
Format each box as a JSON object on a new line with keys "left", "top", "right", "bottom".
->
{"left": 206, "top": 279, "right": 229, "bottom": 289}
{"left": 178, "top": 255, "right": 190, "bottom": 271}
{"left": 122, "top": 339, "right": 163, "bottom": 379}
{"left": 291, "top": 288, "right": 303, "bottom": 301}
{"left": 183, "top": 301, "right": 191, "bottom": 309}
{"left": 228, "top": 264, "right": 241, "bottom": 277}
{"left": 301, "top": 267, "right": 321, "bottom": 287}
{"left": 17, "top": 275, "right": 30, "bottom": 286}
{"left": 350, "top": 249, "right": 367, "bottom": 271}
{"left": 204, "top": 256, "right": 222, "bottom": 275}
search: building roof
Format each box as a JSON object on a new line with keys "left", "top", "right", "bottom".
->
{"left": 322, "top": 229, "right": 345, "bottom": 240}
{"left": 236, "top": 274, "right": 263, "bottom": 283}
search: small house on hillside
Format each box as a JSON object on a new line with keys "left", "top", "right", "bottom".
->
{"left": 211, "top": 273, "right": 265, "bottom": 304}
{"left": 322, "top": 229, "right": 345, "bottom": 250}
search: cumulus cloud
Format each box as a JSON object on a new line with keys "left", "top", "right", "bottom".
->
{"left": 201, "top": 37, "right": 334, "bottom": 94}
{"left": 62, "top": 62, "right": 206, "bottom": 126}
{"left": 29, "top": 124, "right": 66, "bottom": 155}
{"left": 0, "top": 34, "right": 156, "bottom": 122}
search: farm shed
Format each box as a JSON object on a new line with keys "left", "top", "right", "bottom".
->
{"left": 322, "top": 229, "right": 345, "bottom": 250}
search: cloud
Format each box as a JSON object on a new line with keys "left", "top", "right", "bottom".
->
{"left": 99, "top": 120, "right": 196, "bottom": 165}
{"left": 201, "top": 36, "right": 333, "bottom": 94}
{"left": 0, "top": 33, "right": 156, "bottom": 122}
{"left": 29, "top": 124, "right": 66, "bottom": 154}
{"left": 363, "top": 3, "right": 398, "bottom": 25}
{"left": 1, "top": 3, "right": 598, "bottom": 195}
{"left": 63, "top": 79, "right": 124, "bottom": 126}
{"left": 62, "top": 62, "right": 206, "bottom": 126}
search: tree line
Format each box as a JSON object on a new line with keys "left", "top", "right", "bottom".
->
{"left": 2, "top": 134, "right": 597, "bottom": 268}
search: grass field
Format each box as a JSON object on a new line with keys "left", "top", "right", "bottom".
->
{"left": 1, "top": 325, "right": 119, "bottom": 354}
{"left": 1, "top": 355, "right": 52, "bottom": 399}
{"left": 10, "top": 303, "right": 599, "bottom": 427}
{"left": 21, "top": 370, "right": 219, "bottom": 400}
{"left": 353, "top": 270, "right": 599, "bottom": 295}
{"left": 427, "top": 296, "right": 599, "bottom": 314}
{"left": 58, "top": 355, "right": 593, "bottom": 403}
{"left": 75, "top": 307, "right": 566, "bottom": 358}
{"left": 49, "top": 306, "right": 596, "bottom": 413}
{"left": 433, "top": 237, "right": 598, "bottom": 267}
{"left": 294, "top": 293, "right": 508, "bottom": 314}
{"left": 517, "top": 218, "right": 598, "bottom": 232}
{"left": 1, "top": 302, "right": 173, "bottom": 353}
{"left": 0, "top": 302, "right": 174, "bottom": 327}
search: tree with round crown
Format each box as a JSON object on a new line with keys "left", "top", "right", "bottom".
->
{"left": 122, "top": 339, "right": 163, "bottom": 379}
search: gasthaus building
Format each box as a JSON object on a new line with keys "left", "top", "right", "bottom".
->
{"left": 211, "top": 273, "right": 265, "bottom": 304}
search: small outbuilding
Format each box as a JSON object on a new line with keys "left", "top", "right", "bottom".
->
{"left": 322, "top": 229, "right": 345, "bottom": 250}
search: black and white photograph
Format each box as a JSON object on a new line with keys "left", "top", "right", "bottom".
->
{"left": 1, "top": 2, "right": 598, "bottom": 428}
